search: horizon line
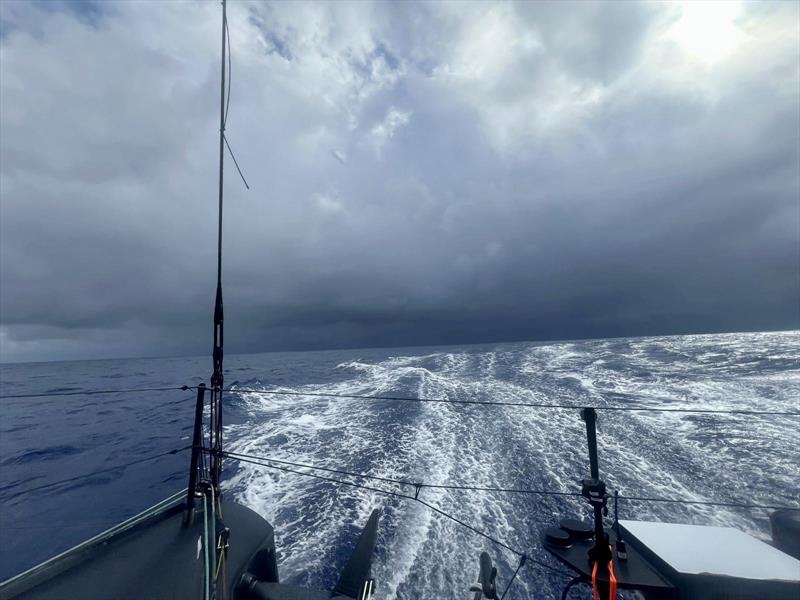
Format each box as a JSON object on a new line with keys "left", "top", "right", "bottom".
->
{"left": 1, "top": 326, "right": 797, "bottom": 367}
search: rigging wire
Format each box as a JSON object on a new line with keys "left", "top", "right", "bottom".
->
{"left": 223, "top": 10, "right": 231, "bottom": 128}
{"left": 220, "top": 448, "right": 800, "bottom": 596}
{"left": 218, "top": 6, "right": 249, "bottom": 190}
{"left": 500, "top": 555, "right": 527, "bottom": 600}
{"left": 2, "top": 446, "right": 191, "bottom": 499}
{"left": 2, "top": 390, "right": 795, "bottom": 505}
{"left": 224, "top": 134, "right": 250, "bottom": 189}
{"left": 220, "top": 449, "right": 800, "bottom": 512}
{"left": 215, "top": 449, "right": 571, "bottom": 579}
{"left": 217, "top": 387, "right": 800, "bottom": 417}
{"left": 4, "top": 385, "right": 796, "bottom": 418}
{"left": 221, "top": 450, "right": 581, "bottom": 498}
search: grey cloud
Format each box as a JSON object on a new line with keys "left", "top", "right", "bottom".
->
{"left": 1, "top": 0, "right": 798, "bottom": 363}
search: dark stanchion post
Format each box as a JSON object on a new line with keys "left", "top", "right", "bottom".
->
{"left": 185, "top": 383, "right": 206, "bottom": 525}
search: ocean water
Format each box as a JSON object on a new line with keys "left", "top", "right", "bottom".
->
{"left": 1, "top": 331, "right": 798, "bottom": 598}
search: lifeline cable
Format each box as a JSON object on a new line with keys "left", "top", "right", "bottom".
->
{"left": 216, "top": 449, "right": 572, "bottom": 580}
{"left": 217, "top": 387, "right": 800, "bottom": 417}
{"left": 221, "top": 450, "right": 581, "bottom": 497}
{"left": 220, "top": 449, "right": 800, "bottom": 512}
{"left": 4, "top": 385, "right": 797, "bottom": 417}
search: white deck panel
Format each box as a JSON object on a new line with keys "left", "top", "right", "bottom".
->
{"left": 619, "top": 520, "right": 800, "bottom": 582}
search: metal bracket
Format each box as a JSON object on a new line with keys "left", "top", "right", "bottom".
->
{"left": 413, "top": 484, "right": 423, "bottom": 500}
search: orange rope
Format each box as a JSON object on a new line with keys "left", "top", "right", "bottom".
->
{"left": 608, "top": 554, "right": 618, "bottom": 600}
{"left": 591, "top": 546, "right": 618, "bottom": 600}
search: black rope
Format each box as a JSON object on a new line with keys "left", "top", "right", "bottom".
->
{"left": 216, "top": 450, "right": 571, "bottom": 579}
{"left": 220, "top": 449, "right": 800, "bottom": 512}
{"left": 2, "top": 446, "right": 191, "bottom": 499}
{"left": 499, "top": 554, "right": 526, "bottom": 600}
{"left": 218, "top": 387, "right": 800, "bottom": 417}
{"left": 0, "top": 385, "right": 191, "bottom": 400}
{"left": 560, "top": 576, "right": 586, "bottom": 600}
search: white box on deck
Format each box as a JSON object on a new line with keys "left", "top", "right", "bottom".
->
{"left": 619, "top": 520, "right": 800, "bottom": 582}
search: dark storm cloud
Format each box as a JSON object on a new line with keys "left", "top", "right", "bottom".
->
{"left": 0, "top": 0, "right": 798, "bottom": 362}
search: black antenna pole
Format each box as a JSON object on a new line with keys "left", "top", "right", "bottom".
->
{"left": 581, "top": 408, "right": 612, "bottom": 565}
{"left": 210, "top": 0, "right": 227, "bottom": 490}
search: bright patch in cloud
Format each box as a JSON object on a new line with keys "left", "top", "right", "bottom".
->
{"left": 0, "top": 0, "right": 797, "bottom": 361}
{"left": 370, "top": 107, "right": 411, "bottom": 151}
{"left": 668, "top": 0, "right": 743, "bottom": 64}
{"left": 314, "top": 191, "right": 344, "bottom": 215}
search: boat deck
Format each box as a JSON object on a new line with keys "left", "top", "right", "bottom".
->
{"left": 0, "top": 496, "right": 273, "bottom": 600}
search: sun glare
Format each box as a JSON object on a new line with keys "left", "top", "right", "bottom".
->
{"left": 668, "top": 0, "right": 743, "bottom": 64}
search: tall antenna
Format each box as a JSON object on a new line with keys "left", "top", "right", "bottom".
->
{"left": 210, "top": 0, "right": 228, "bottom": 490}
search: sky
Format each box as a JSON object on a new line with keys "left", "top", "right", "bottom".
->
{"left": 0, "top": 0, "right": 798, "bottom": 363}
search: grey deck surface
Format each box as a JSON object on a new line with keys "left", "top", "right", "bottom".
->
{"left": 1, "top": 500, "right": 273, "bottom": 600}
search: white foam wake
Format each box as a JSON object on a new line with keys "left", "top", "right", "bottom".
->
{"left": 223, "top": 331, "right": 800, "bottom": 599}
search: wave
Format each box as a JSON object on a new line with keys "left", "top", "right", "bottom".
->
{"left": 222, "top": 331, "right": 800, "bottom": 599}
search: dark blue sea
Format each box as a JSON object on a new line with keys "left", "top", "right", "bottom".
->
{"left": 1, "top": 331, "right": 799, "bottom": 598}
